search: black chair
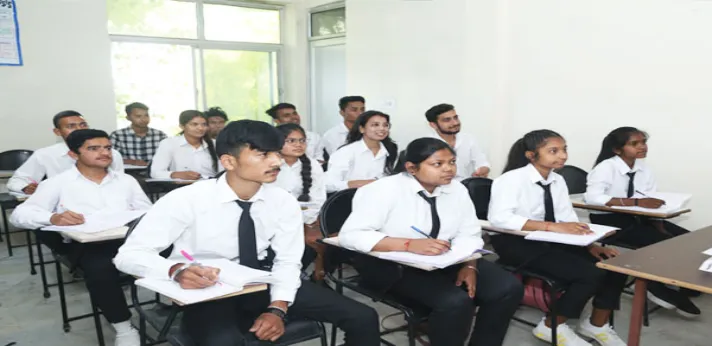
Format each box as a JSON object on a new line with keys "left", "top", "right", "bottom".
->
{"left": 394, "top": 150, "right": 407, "bottom": 173}
{"left": 0, "top": 149, "right": 33, "bottom": 170}
{"left": 0, "top": 149, "right": 33, "bottom": 254}
{"left": 460, "top": 177, "right": 493, "bottom": 220}
{"left": 555, "top": 165, "right": 588, "bottom": 194}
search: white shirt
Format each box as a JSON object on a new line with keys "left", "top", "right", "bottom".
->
{"left": 325, "top": 139, "right": 390, "bottom": 192}
{"left": 339, "top": 173, "right": 484, "bottom": 253}
{"left": 10, "top": 166, "right": 151, "bottom": 230}
{"left": 7, "top": 142, "right": 125, "bottom": 193}
{"left": 321, "top": 123, "right": 350, "bottom": 156}
{"left": 150, "top": 135, "right": 221, "bottom": 179}
{"left": 584, "top": 156, "right": 657, "bottom": 207}
{"left": 114, "top": 176, "right": 304, "bottom": 304}
{"left": 305, "top": 130, "right": 324, "bottom": 162}
{"left": 488, "top": 164, "right": 578, "bottom": 231}
{"left": 271, "top": 158, "right": 327, "bottom": 225}
{"left": 429, "top": 130, "right": 490, "bottom": 181}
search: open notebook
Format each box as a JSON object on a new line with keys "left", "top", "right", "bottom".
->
{"left": 524, "top": 223, "right": 617, "bottom": 246}
{"left": 41, "top": 210, "right": 147, "bottom": 233}
{"left": 135, "top": 258, "right": 272, "bottom": 305}
{"left": 611, "top": 192, "right": 691, "bottom": 214}
{"left": 374, "top": 246, "right": 491, "bottom": 269}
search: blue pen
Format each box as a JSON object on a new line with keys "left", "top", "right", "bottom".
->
{"left": 410, "top": 226, "right": 451, "bottom": 249}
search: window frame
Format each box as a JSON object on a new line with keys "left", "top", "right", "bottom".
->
{"left": 308, "top": 1, "right": 346, "bottom": 41}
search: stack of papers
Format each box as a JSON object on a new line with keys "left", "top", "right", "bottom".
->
{"left": 700, "top": 248, "right": 712, "bottom": 273}
{"left": 612, "top": 192, "right": 691, "bottom": 214}
{"left": 375, "top": 246, "right": 489, "bottom": 269}
{"left": 41, "top": 210, "right": 147, "bottom": 233}
{"left": 135, "top": 258, "right": 272, "bottom": 305}
{"left": 524, "top": 224, "right": 617, "bottom": 246}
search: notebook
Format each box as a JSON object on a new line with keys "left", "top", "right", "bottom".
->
{"left": 135, "top": 258, "right": 273, "bottom": 305}
{"left": 41, "top": 210, "right": 147, "bottom": 233}
{"left": 611, "top": 192, "right": 691, "bottom": 214}
{"left": 375, "top": 246, "right": 490, "bottom": 269}
{"left": 524, "top": 223, "right": 617, "bottom": 246}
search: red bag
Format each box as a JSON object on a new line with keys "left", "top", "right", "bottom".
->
{"left": 515, "top": 274, "right": 562, "bottom": 313}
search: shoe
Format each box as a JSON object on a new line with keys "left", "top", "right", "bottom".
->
{"left": 533, "top": 318, "right": 592, "bottom": 346}
{"left": 647, "top": 284, "right": 676, "bottom": 310}
{"left": 577, "top": 319, "right": 626, "bottom": 346}
{"left": 115, "top": 326, "right": 140, "bottom": 346}
{"left": 675, "top": 295, "right": 701, "bottom": 318}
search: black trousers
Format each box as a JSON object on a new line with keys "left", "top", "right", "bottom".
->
{"left": 386, "top": 260, "right": 523, "bottom": 346}
{"left": 181, "top": 280, "right": 380, "bottom": 346}
{"left": 490, "top": 234, "right": 628, "bottom": 318}
{"left": 36, "top": 231, "right": 131, "bottom": 323}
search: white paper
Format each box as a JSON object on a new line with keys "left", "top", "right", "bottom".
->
{"left": 524, "top": 223, "right": 617, "bottom": 246}
{"left": 702, "top": 248, "right": 712, "bottom": 256}
{"left": 0, "top": 0, "right": 21, "bottom": 66}
{"left": 611, "top": 192, "right": 691, "bottom": 214}
{"left": 124, "top": 164, "right": 149, "bottom": 170}
{"left": 41, "top": 210, "right": 147, "bottom": 233}
{"left": 699, "top": 257, "right": 712, "bottom": 273}
{"left": 375, "top": 245, "right": 482, "bottom": 269}
{"left": 8, "top": 191, "right": 29, "bottom": 199}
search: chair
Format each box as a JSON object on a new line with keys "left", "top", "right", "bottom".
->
{"left": 394, "top": 150, "right": 407, "bottom": 173}
{"left": 460, "top": 177, "right": 493, "bottom": 220}
{"left": 0, "top": 149, "right": 33, "bottom": 255}
{"left": 0, "top": 149, "right": 33, "bottom": 170}
{"left": 555, "top": 165, "right": 588, "bottom": 194}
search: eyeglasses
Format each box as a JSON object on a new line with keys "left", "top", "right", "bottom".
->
{"left": 285, "top": 138, "right": 307, "bottom": 145}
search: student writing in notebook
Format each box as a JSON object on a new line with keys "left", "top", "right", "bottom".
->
{"left": 266, "top": 103, "right": 324, "bottom": 163}
{"left": 325, "top": 110, "right": 398, "bottom": 192}
{"left": 115, "top": 120, "right": 380, "bottom": 346}
{"left": 150, "top": 110, "right": 221, "bottom": 180}
{"left": 339, "top": 137, "right": 523, "bottom": 346}
{"left": 321, "top": 96, "right": 366, "bottom": 156}
{"left": 7, "top": 110, "right": 125, "bottom": 194}
{"left": 10, "top": 129, "right": 152, "bottom": 346}
{"left": 205, "top": 106, "right": 228, "bottom": 140}
{"left": 109, "top": 102, "right": 167, "bottom": 166}
{"left": 488, "top": 130, "right": 628, "bottom": 346}
{"left": 584, "top": 126, "right": 700, "bottom": 317}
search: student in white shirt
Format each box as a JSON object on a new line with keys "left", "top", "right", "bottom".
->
{"left": 425, "top": 103, "right": 490, "bottom": 179}
{"left": 266, "top": 103, "right": 324, "bottom": 163}
{"left": 321, "top": 96, "right": 366, "bottom": 156}
{"left": 585, "top": 126, "right": 699, "bottom": 317}
{"left": 114, "top": 120, "right": 379, "bottom": 346}
{"left": 150, "top": 110, "right": 220, "bottom": 180}
{"left": 325, "top": 111, "right": 398, "bottom": 192}
{"left": 8, "top": 110, "right": 125, "bottom": 194}
{"left": 340, "top": 137, "right": 522, "bottom": 346}
{"left": 205, "top": 106, "right": 228, "bottom": 140}
{"left": 10, "top": 129, "right": 151, "bottom": 346}
{"left": 488, "top": 130, "right": 628, "bottom": 346}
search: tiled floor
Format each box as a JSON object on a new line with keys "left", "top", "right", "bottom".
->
{"left": 1, "top": 231, "right": 710, "bottom": 346}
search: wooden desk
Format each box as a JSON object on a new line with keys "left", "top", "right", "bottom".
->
{"left": 596, "top": 227, "right": 712, "bottom": 346}
{"left": 60, "top": 227, "right": 128, "bottom": 243}
{"left": 571, "top": 197, "right": 691, "bottom": 219}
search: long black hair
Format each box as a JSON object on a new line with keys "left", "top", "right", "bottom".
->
{"left": 344, "top": 110, "right": 398, "bottom": 175}
{"left": 503, "top": 130, "right": 564, "bottom": 173}
{"left": 594, "top": 127, "right": 648, "bottom": 166}
{"left": 395, "top": 138, "right": 456, "bottom": 174}
{"left": 275, "top": 123, "right": 312, "bottom": 202}
{"left": 178, "top": 110, "right": 218, "bottom": 173}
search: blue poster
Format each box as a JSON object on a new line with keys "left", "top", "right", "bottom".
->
{"left": 0, "top": 0, "right": 22, "bottom": 66}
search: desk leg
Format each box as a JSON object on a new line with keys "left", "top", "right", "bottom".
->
{"left": 628, "top": 278, "right": 647, "bottom": 346}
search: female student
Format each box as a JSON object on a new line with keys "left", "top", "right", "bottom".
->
{"left": 340, "top": 137, "right": 523, "bottom": 346}
{"left": 150, "top": 110, "right": 220, "bottom": 180}
{"left": 325, "top": 110, "right": 398, "bottom": 192}
{"left": 488, "top": 130, "right": 628, "bottom": 346}
{"left": 273, "top": 123, "right": 328, "bottom": 278}
{"left": 584, "top": 126, "right": 699, "bottom": 317}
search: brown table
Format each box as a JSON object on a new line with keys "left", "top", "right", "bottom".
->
{"left": 571, "top": 197, "right": 691, "bottom": 219}
{"left": 596, "top": 226, "right": 712, "bottom": 346}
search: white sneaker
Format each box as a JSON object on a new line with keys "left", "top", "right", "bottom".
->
{"left": 115, "top": 326, "right": 140, "bottom": 346}
{"left": 577, "top": 319, "right": 626, "bottom": 346}
{"left": 532, "top": 318, "right": 593, "bottom": 346}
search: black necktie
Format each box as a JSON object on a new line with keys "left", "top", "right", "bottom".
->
{"left": 626, "top": 172, "right": 636, "bottom": 198}
{"left": 536, "top": 182, "right": 556, "bottom": 222}
{"left": 418, "top": 191, "right": 441, "bottom": 238}
{"left": 236, "top": 200, "right": 259, "bottom": 269}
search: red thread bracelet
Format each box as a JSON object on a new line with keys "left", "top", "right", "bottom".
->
{"left": 404, "top": 240, "right": 411, "bottom": 251}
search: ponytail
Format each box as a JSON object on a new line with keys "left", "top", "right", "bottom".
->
{"left": 383, "top": 139, "right": 398, "bottom": 175}
{"left": 594, "top": 127, "right": 647, "bottom": 167}
{"left": 204, "top": 135, "right": 218, "bottom": 174}
{"left": 297, "top": 155, "right": 313, "bottom": 202}
{"left": 503, "top": 130, "right": 563, "bottom": 173}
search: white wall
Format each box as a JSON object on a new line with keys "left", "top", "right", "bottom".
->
{"left": 0, "top": 0, "right": 115, "bottom": 152}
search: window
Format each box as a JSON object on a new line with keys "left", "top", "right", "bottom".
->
{"left": 310, "top": 7, "right": 345, "bottom": 38}
{"left": 108, "top": 0, "right": 282, "bottom": 134}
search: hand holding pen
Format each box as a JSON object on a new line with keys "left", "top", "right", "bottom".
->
{"left": 405, "top": 226, "right": 451, "bottom": 256}
{"left": 173, "top": 250, "right": 222, "bottom": 289}
{"left": 635, "top": 190, "right": 666, "bottom": 208}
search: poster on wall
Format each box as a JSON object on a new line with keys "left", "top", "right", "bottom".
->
{"left": 0, "top": 0, "right": 22, "bottom": 66}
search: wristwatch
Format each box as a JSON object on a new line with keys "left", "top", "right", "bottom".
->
{"left": 170, "top": 263, "right": 195, "bottom": 282}
{"left": 266, "top": 306, "right": 287, "bottom": 321}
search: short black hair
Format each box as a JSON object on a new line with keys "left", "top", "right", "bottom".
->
{"left": 425, "top": 103, "right": 455, "bottom": 123}
{"left": 265, "top": 103, "right": 296, "bottom": 119}
{"left": 205, "top": 107, "right": 228, "bottom": 121}
{"left": 52, "top": 110, "right": 83, "bottom": 129}
{"left": 66, "top": 129, "right": 110, "bottom": 154}
{"left": 216, "top": 120, "right": 284, "bottom": 157}
{"left": 339, "top": 96, "right": 366, "bottom": 111}
{"left": 125, "top": 102, "right": 149, "bottom": 116}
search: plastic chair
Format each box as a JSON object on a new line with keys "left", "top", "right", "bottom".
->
{"left": 460, "top": 177, "right": 493, "bottom": 220}
{"left": 555, "top": 165, "right": 588, "bottom": 194}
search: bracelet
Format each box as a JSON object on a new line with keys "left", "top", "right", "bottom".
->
{"left": 170, "top": 263, "right": 192, "bottom": 282}
{"left": 266, "top": 307, "right": 287, "bottom": 321}
{"left": 466, "top": 265, "right": 478, "bottom": 272}
{"left": 619, "top": 198, "right": 624, "bottom": 206}
{"left": 404, "top": 240, "right": 411, "bottom": 251}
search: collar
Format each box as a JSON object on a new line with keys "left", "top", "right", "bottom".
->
{"left": 179, "top": 135, "right": 207, "bottom": 149}
{"left": 215, "top": 174, "right": 267, "bottom": 204}
{"left": 612, "top": 156, "right": 643, "bottom": 175}
{"left": 280, "top": 158, "right": 302, "bottom": 170}
{"left": 356, "top": 139, "right": 389, "bottom": 157}
{"left": 402, "top": 172, "right": 451, "bottom": 198}
{"left": 69, "top": 165, "right": 118, "bottom": 184}
{"left": 525, "top": 163, "right": 556, "bottom": 185}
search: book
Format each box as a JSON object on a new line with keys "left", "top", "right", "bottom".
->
{"left": 611, "top": 192, "right": 691, "bottom": 214}
{"left": 524, "top": 223, "right": 617, "bottom": 246}
{"left": 41, "top": 210, "right": 147, "bottom": 233}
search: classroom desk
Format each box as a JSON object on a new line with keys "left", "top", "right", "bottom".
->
{"left": 570, "top": 196, "right": 691, "bottom": 219}
{"left": 0, "top": 192, "right": 27, "bottom": 256}
{"left": 596, "top": 226, "right": 712, "bottom": 346}
{"left": 0, "top": 170, "right": 14, "bottom": 179}
{"left": 172, "top": 283, "right": 269, "bottom": 306}
{"left": 59, "top": 226, "right": 128, "bottom": 243}
{"left": 479, "top": 220, "right": 530, "bottom": 237}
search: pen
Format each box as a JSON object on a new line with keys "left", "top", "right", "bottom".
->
{"left": 180, "top": 250, "right": 222, "bottom": 285}
{"left": 410, "top": 226, "right": 451, "bottom": 249}
{"left": 635, "top": 190, "right": 666, "bottom": 205}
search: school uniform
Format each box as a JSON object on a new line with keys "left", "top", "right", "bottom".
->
{"left": 325, "top": 139, "right": 390, "bottom": 192}
{"left": 7, "top": 142, "right": 125, "bottom": 193}
{"left": 150, "top": 135, "right": 221, "bottom": 179}
{"left": 110, "top": 127, "right": 167, "bottom": 161}
{"left": 305, "top": 130, "right": 324, "bottom": 162}
{"left": 114, "top": 176, "right": 380, "bottom": 346}
{"left": 488, "top": 164, "right": 628, "bottom": 319}
{"left": 10, "top": 166, "right": 151, "bottom": 325}
{"left": 340, "top": 173, "right": 523, "bottom": 346}
{"left": 429, "top": 130, "right": 490, "bottom": 181}
{"left": 321, "top": 123, "right": 349, "bottom": 156}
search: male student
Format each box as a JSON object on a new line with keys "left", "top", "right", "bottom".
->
{"left": 114, "top": 120, "right": 380, "bottom": 346}
{"left": 7, "top": 110, "right": 125, "bottom": 194}
{"left": 10, "top": 129, "right": 152, "bottom": 346}
{"left": 266, "top": 103, "right": 324, "bottom": 162}
{"left": 109, "top": 102, "right": 167, "bottom": 166}
{"left": 321, "top": 96, "right": 366, "bottom": 156}
{"left": 205, "top": 106, "right": 228, "bottom": 140}
{"left": 426, "top": 103, "right": 491, "bottom": 179}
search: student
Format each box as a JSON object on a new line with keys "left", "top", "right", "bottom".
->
{"left": 426, "top": 103, "right": 491, "bottom": 179}
{"left": 150, "top": 110, "right": 220, "bottom": 180}
{"left": 325, "top": 110, "right": 397, "bottom": 192}
{"left": 321, "top": 96, "right": 366, "bottom": 156}
{"left": 10, "top": 129, "right": 152, "bottom": 346}
{"left": 339, "top": 137, "right": 523, "bottom": 346}
{"left": 7, "top": 110, "right": 125, "bottom": 194}
{"left": 205, "top": 106, "right": 228, "bottom": 140}
{"left": 488, "top": 130, "right": 628, "bottom": 346}
{"left": 266, "top": 103, "right": 324, "bottom": 162}
{"left": 114, "top": 120, "right": 380, "bottom": 346}
{"left": 109, "top": 102, "right": 167, "bottom": 166}
{"left": 584, "top": 126, "right": 700, "bottom": 317}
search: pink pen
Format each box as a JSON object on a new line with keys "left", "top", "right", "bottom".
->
{"left": 180, "top": 250, "right": 222, "bottom": 286}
